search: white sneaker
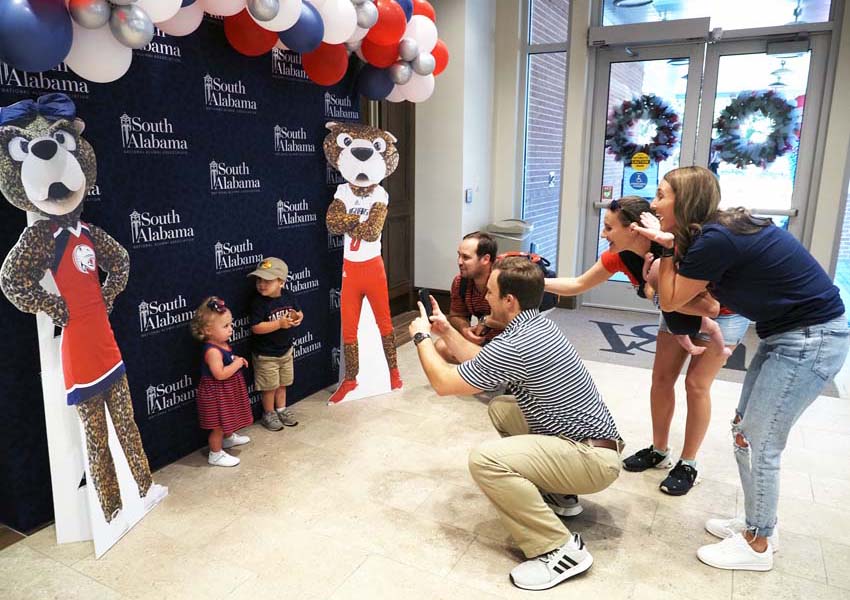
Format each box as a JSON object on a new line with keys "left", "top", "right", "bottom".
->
{"left": 541, "top": 493, "right": 584, "bottom": 517}
{"left": 208, "top": 450, "right": 240, "bottom": 467}
{"left": 697, "top": 532, "right": 773, "bottom": 571}
{"left": 705, "top": 516, "right": 779, "bottom": 552}
{"left": 510, "top": 533, "right": 593, "bottom": 590}
{"left": 142, "top": 483, "right": 168, "bottom": 512}
{"left": 222, "top": 432, "right": 251, "bottom": 449}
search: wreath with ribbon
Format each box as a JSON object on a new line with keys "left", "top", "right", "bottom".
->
{"left": 712, "top": 90, "right": 798, "bottom": 169}
{"left": 605, "top": 94, "right": 681, "bottom": 165}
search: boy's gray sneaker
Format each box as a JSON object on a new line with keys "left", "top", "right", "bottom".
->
{"left": 275, "top": 408, "right": 299, "bottom": 427}
{"left": 261, "top": 411, "right": 284, "bottom": 431}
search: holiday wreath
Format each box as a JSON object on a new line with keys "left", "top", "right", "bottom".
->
{"left": 605, "top": 94, "right": 681, "bottom": 165}
{"left": 712, "top": 90, "right": 797, "bottom": 169}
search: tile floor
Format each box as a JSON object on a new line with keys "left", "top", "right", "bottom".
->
{"left": 2, "top": 341, "right": 850, "bottom": 599}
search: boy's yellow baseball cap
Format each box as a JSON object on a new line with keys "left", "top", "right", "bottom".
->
{"left": 247, "top": 257, "right": 288, "bottom": 281}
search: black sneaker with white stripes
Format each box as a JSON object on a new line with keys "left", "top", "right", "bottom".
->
{"left": 509, "top": 533, "right": 593, "bottom": 590}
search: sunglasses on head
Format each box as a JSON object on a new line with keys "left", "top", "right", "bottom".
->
{"left": 609, "top": 199, "right": 620, "bottom": 211}
{"left": 207, "top": 297, "right": 227, "bottom": 313}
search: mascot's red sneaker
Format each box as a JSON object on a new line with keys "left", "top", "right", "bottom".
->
{"left": 328, "top": 379, "right": 357, "bottom": 404}
{"left": 389, "top": 368, "right": 403, "bottom": 390}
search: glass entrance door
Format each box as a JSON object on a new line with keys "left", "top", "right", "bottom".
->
{"left": 582, "top": 33, "right": 829, "bottom": 311}
{"left": 583, "top": 42, "right": 704, "bottom": 311}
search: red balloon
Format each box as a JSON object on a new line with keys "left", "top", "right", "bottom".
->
{"left": 366, "top": 0, "right": 406, "bottom": 46}
{"left": 432, "top": 38, "right": 448, "bottom": 76}
{"left": 224, "top": 10, "right": 278, "bottom": 56}
{"left": 361, "top": 38, "right": 399, "bottom": 68}
{"left": 412, "top": 0, "right": 436, "bottom": 22}
{"left": 302, "top": 42, "right": 349, "bottom": 86}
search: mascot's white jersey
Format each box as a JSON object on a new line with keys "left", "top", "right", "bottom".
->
{"left": 336, "top": 183, "right": 388, "bottom": 262}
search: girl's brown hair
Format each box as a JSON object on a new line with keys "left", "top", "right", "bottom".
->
{"left": 663, "top": 166, "right": 770, "bottom": 257}
{"left": 189, "top": 296, "right": 228, "bottom": 341}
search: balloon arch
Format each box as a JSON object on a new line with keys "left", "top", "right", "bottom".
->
{"left": 0, "top": 0, "right": 449, "bottom": 104}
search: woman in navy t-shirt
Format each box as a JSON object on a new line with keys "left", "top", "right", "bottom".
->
{"left": 633, "top": 165, "right": 848, "bottom": 573}
{"left": 545, "top": 196, "right": 748, "bottom": 497}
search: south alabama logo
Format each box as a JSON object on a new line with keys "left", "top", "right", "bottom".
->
{"left": 120, "top": 113, "right": 188, "bottom": 154}
{"left": 323, "top": 92, "right": 358, "bottom": 120}
{"left": 274, "top": 125, "right": 315, "bottom": 154}
{"left": 272, "top": 48, "right": 308, "bottom": 81}
{"left": 72, "top": 245, "right": 96, "bottom": 274}
{"left": 215, "top": 239, "right": 264, "bottom": 273}
{"left": 0, "top": 61, "right": 89, "bottom": 97}
{"left": 288, "top": 266, "right": 320, "bottom": 294}
{"left": 204, "top": 74, "right": 257, "bottom": 112}
{"left": 146, "top": 374, "right": 195, "bottom": 418}
{"left": 293, "top": 330, "right": 322, "bottom": 360}
{"left": 138, "top": 294, "right": 194, "bottom": 336}
{"left": 138, "top": 28, "right": 182, "bottom": 62}
{"left": 130, "top": 209, "right": 194, "bottom": 248}
{"left": 277, "top": 198, "right": 317, "bottom": 228}
{"left": 209, "top": 160, "right": 261, "bottom": 194}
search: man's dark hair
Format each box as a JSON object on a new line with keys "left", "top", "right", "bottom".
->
{"left": 462, "top": 231, "right": 498, "bottom": 263}
{"left": 493, "top": 256, "right": 543, "bottom": 310}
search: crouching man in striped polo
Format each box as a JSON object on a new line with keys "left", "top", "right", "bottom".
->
{"left": 409, "top": 256, "right": 623, "bottom": 591}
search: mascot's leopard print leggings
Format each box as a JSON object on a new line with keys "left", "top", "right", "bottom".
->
{"left": 75, "top": 375, "right": 152, "bottom": 522}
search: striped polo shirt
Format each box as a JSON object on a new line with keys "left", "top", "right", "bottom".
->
{"left": 458, "top": 309, "right": 620, "bottom": 441}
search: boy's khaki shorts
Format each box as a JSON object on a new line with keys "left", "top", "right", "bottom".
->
{"left": 252, "top": 349, "right": 294, "bottom": 391}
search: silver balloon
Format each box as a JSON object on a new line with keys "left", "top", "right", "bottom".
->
{"left": 355, "top": 1, "right": 378, "bottom": 28}
{"left": 388, "top": 61, "right": 412, "bottom": 85}
{"left": 411, "top": 52, "right": 436, "bottom": 76}
{"left": 109, "top": 0, "right": 137, "bottom": 4}
{"left": 351, "top": 0, "right": 370, "bottom": 4}
{"left": 398, "top": 37, "right": 419, "bottom": 62}
{"left": 69, "top": 0, "right": 111, "bottom": 29}
{"left": 247, "top": 0, "right": 280, "bottom": 22}
{"left": 109, "top": 4, "right": 154, "bottom": 49}
{"left": 345, "top": 39, "right": 362, "bottom": 53}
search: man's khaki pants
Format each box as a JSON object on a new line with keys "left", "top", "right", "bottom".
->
{"left": 468, "top": 395, "right": 621, "bottom": 558}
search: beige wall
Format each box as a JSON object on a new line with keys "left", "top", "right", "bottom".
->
{"left": 414, "top": 0, "right": 497, "bottom": 290}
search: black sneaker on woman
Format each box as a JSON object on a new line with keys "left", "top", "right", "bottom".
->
{"left": 659, "top": 460, "right": 700, "bottom": 496}
{"left": 622, "top": 445, "right": 673, "bottom": 472}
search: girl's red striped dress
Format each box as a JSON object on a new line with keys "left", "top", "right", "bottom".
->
{"left": 197, "top": 343, "right": 253, "bottom": 434}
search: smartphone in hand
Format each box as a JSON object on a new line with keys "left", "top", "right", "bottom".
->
{"left": 418, "top": 288, "right": 433, "bottom": 318}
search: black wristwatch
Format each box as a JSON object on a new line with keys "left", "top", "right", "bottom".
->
{"left": 660, "top": 246, "right": 675, "bottom": 258}
{"left": 413, "top": 332, "right": 432, "bottom": 346}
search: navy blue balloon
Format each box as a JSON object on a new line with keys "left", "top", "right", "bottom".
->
{"left": 358, "top": 64, "right": 394, "bottom": 100}
{"left": 182, "top": 0, "right": 197, "bottom": 6}
{"left": 0, "top": 0, "right": 73, "bottom": 73}
{"left": 395, "top": 0, "right": 413, "bottom": 21}
{"left": 278, "top": 1, "right": 324, "bottom": 54}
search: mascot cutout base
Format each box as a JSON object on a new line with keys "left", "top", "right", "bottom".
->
{"left": 0, "top": 94, "right": 167, "bottom": 557}
{"left": 323, "top": 122, "right": 402, "bottom": 404}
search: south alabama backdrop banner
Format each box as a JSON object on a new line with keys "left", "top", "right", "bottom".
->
{"left": 0, "top": 19, "right": 356, "bottom": 529}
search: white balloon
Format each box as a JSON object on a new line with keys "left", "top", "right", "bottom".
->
{"left": 254, "top": 0, "right": 301, "bottom": 31}
{"left": 136, "top": 0, "right": 182, "bottom": 22}
{"left": 66, "top": 22, "right": 133, "bottom": 83}
{"left": 346, "top": 25, "right": 368, "bottom": 43}
{"left": 201, "top": 0, "right": 246, "bottom": 17}
{"left": 156, "top": 1, "right": 204, "bottom": 35}
{"left": 318, "top": 0, "right": 356, "bottom": 45}
{"left": 400, "top": 72, "right": 434, "bottom": 102}
{"left": 386, "top": 85, "right": 405, "bottom": 102}
{"left": 404, "top": 14, "right": 437, "bottom": 53}
{"left": 310, "top": 0, "right": 326, "bottom": 8}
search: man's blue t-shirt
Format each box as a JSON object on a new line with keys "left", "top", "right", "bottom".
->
{"left": 677, "top": 223, "right": 844, "bottom": 338}
{"left": 250, "top": 290, "right": 302, "bottom": 356}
